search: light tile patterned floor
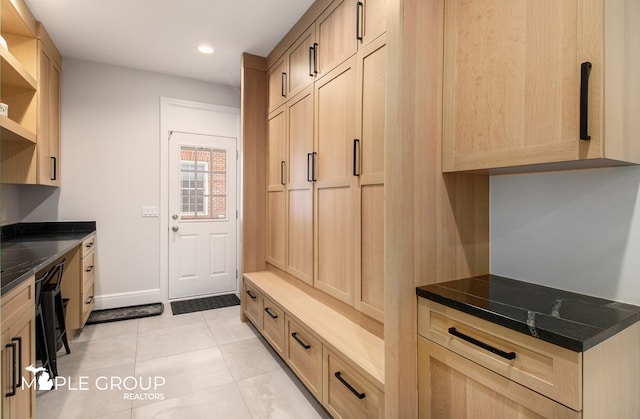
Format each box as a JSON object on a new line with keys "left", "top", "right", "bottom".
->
{"left": 36, "top": 304, "right": 330, "bottom": 419}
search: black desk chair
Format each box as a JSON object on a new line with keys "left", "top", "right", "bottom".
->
{"left": 42, "top": 259, "right": 71, "bottom": 377}
{"left": 34, "top": 270, "right": 53, "bottom": 378}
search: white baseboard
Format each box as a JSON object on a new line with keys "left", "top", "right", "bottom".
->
{"left": 94, "top": 289, "right": 162, "bottom": 310}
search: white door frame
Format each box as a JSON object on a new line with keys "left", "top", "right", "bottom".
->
{"left": 160, "top": 97, "right": 240, "bottom": 302}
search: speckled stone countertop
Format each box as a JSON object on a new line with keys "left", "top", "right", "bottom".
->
{"left": 416, "top": 274, "right": 640, "bottom": 352}
{"left": 1, "top": 222, "right": 96, "bottom": 295}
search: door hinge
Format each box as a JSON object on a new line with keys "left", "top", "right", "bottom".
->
{"left": 236, "top": 270, "right": 238, "bottom": 279}
{"left": 236, "top": 150, "right": 239, "bottom": 160}
{"left": 236, "top": 210, "right": 238, "bottom": 219}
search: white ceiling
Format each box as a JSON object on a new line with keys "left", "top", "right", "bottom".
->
{"left": 24, "top": 0, "right": 315, "bottom": 87}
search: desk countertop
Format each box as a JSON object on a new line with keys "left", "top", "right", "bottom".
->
{"left": 1, "top": 222, "right": 96, "bottom": 295}
{"left": 417, "top": 274, "right": 640, "bottom": 352}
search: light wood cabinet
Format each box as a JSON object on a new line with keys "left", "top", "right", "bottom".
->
{"left": 286, "top": 317, "right": 323, "bottom": 400}
{"left": 442, "top": 0, "right": 640, "bottom": 173}
{"left": 354, "top": 34, "right": 385, "bottom": 322}
{"left": 267, "top": 57, "right": 287, "bottom": 113}
{"left": 418, "top": 298, "right": 640, "bottom": 418}
{"left": 79, "top": 235, "right": 96, "bottom": 327}
{"left": 286, "top": 25, "right": 317, "bottom": 99}
{"left": 285, "top": 87, "right": 314, "bottom": 285}
{"left": 36, "top": 24, "right": 61, "bottom": 186}
{"left": 315, "top": 0, "right": 358, "bottom": 80}
{"left": 266, "top": 106, "right": 287, "bottom": 270}
{"left": 244, "top": 281, "right": 263, "bottom": 328}
{"left": 262, "top": 296, "right": 285, "bottom": 355}
{"left": 357, "top": 0, "right": 386, "bottom": 47}
{"left": 1, "top": 276, "right": 36, "bottom": 419}
{"left": 313, "top": 56, "right": 357, "bottom": 305}
{"left": 418, "top": 337, "right": 578, "bottom": 419}
{"left": 324, "top": 347, "right": 384, "bottom": 419}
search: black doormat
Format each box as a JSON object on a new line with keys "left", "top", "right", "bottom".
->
{"left": 86, "top": 302, "right": 164, "bottom": 325}
{"left": 170, "top": 294, "right": 240, "bottom": 315}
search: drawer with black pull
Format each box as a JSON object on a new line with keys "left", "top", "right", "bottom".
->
{"left": 324, "top": 348, "right": 384, "bottom": 419}
{"left": 286, "top": 317, "right": 322, "bottom": 401}
{"left": 418, "top": 298, "right": 581, "bottom": 410}
{"left": 262, "top": 296, "right": 285, "bottom": 355}
{"left": 244, "top": 281, "right": 263, "bottom": 329}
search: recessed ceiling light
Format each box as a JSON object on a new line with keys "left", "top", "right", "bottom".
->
{"left": 198, "top": 45, "right": 214, "bottom": 55}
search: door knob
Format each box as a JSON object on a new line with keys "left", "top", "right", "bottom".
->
{"left": 172, "top": 214, "right": 179, "bottom": 220}
{"left": 171, "top": 226, "right": 179, "bottom": 232}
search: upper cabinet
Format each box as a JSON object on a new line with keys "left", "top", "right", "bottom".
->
{"left": 442, "top": 0, "right": 640, "bottom": 174}
{"left": 1, "top": 0, "right": 63, "bottom": 185}
{"left": 36, "top": 24, "right": 62, "bottom": 186}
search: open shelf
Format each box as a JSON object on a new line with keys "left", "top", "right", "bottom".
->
{"left": 0, "top": 115, "right": 36, "bottom": 143}
{"left": 0, "top": 46, "right": 37, "bottom": 89}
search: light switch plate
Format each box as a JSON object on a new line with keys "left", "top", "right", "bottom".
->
{"left": 142, "top": 206, "right": 159, "bottom": 217}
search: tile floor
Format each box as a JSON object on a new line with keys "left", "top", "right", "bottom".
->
{"left": 36, "top": 304, "right": 330, "bottom": 419}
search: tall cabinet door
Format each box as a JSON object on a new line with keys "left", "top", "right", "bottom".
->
{"left": 36, "top": 41, "right": 61, "bottom": 186}
{"left": 314, "top": 56, "right": 357, "bottom": 304}
{"left": 442, "top": 0, "right": 591, "bottom": 172}
{"left": 286, "top": 87, "right": 315, "bottom": 285}
{"left": 354, "top": 35, "right": 386, "bottom": 322}
{"left": 268, "top": 58, "right": 287, "bottom": 113}
{"left": 267, "top": 106, "right": 287, "bottom": 270}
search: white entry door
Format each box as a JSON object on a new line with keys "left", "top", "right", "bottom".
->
{"left": 168, "top": 131, "right": 237, "bottom": 299}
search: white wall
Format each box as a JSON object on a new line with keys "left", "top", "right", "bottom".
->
{"left": 491, "top": 165, "right": 640, "bottom": 305}
{"left": 8, "top": 58, "right": 240, "bottom": 308}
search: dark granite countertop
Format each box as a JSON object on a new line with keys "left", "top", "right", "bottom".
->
{"left": 1, "top": 222, "right": 96, "bottom": 295}
{"left": 416, "top": 274, "right": 640, "bottom": 352}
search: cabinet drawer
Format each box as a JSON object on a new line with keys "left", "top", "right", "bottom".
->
{"left": 81, "top": 280, "right": 95, "bottom": 326}
{"left": 82, "top": 251, "right": 95, "bottom": 279}
{"left": 244, "top": 280, "right": 263, "bottom": 329}
{"left": 262, "top": 296, "right": 285, "bottom": 355}
{"left": 324, "top": 348, "right": 384, "bottom": 419}
{"left": 1, "top": 277, "right": 35, "bottom": 329}
{"left": 286, "top": 317, "right": 322, "bottom": 401}
{"left": 81, "top": 235, "right": 96, "bottom": 258}
{"left": 418, "top": 299, "right": 582, "bottom": 411}
{"left": 418, "top": 336, "right": 580, "bottom": 419}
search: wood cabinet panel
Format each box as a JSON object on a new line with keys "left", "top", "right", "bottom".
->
{"left": 267, "top": 58, "right": 287, "bottom": 113}
{"left": 287, "top": 25, "right": 316, "bottom": 99}
{"left": 244, "top": 281, "right": 263, "bottom": 329}
{"left": 418, "top": 337, "right": 579, "bottom": 419}
{"left": 267, "top": 106, "right": 287, "bottom": 269}
{"left": 1, "top": 276, "right": 36, "bottom": 419}
{"left": 419, "top": 299, "right": 582, "bottom": 410}
{"left": 285, "top": 87, "right": 314, "bottom": 285}
{"left": 286, "top": 317, "right": 323, "bottom": 400}
{"left": 262, "top": 296, "right": 285, "bottom": 355}
{"left": 358, "top": 0, "right": 386, "bottom": 47}
{"left": 357, "top": 184, "right": 384, "bottom": 318}
{"left": 324, "top": 348, "right": 384, "bottom": 419}
{"left": 315, "top": 0, "right": 358, "bottom": 79}
{"left": 443, "top": 0, "right": 640, "bottom": 173}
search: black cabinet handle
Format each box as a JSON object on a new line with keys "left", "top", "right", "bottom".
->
{"left": 309, "top": 46, "right": 314, "bottom": 77}
{"left": 85, "top": 265, "right": 94, "bottom": 273}
{"left": 353, "top": 139, "right": 360, "bottom": 176}
{"left": 291, "top": 332, "right": 311, "bottom": 349}
{"left": 281, "top": 72, "right": 287, "bottom": 97}
{"left": 280, "top": 161, "right": 286, "bottom": 185}
{"left": 51, "top": 156, "right": 57, "bottom": 181}
{"left": 86, "top": 296, "right": 94, "bottom": 305}
{"left": 307, "top": 153, "right": 313, "bottom": 182}
{"left": 85, "top": 242, "right": 94, "bottom": 249}
{"left": 356, "top": 1, "right": 364, "bottom": 41}
{"left": 312, "top": 43, "right": 318, "bottom": 75}
{"left": 580, "top": 61, "right": 592, "bottom": 140}
{"left": 5, "top": 341, "right": 17, "bottom": 397}
{"left": 311, "top": 152, "right": 317, "bottom": 181}
{"left": 246, "top": 290, "right": 257, "bottom": 299}
{"left": 335, "top": 371, "right": 366, "bottom": 399}
{"left": 264, "top": 307, "right": 278, "bottom": 319}
{"left": 448, "top": 327, "right": 516, "bottom": 360}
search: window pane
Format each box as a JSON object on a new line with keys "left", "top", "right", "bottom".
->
{"left": 179, "top": 146, "right": 227, "bottom": 220}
